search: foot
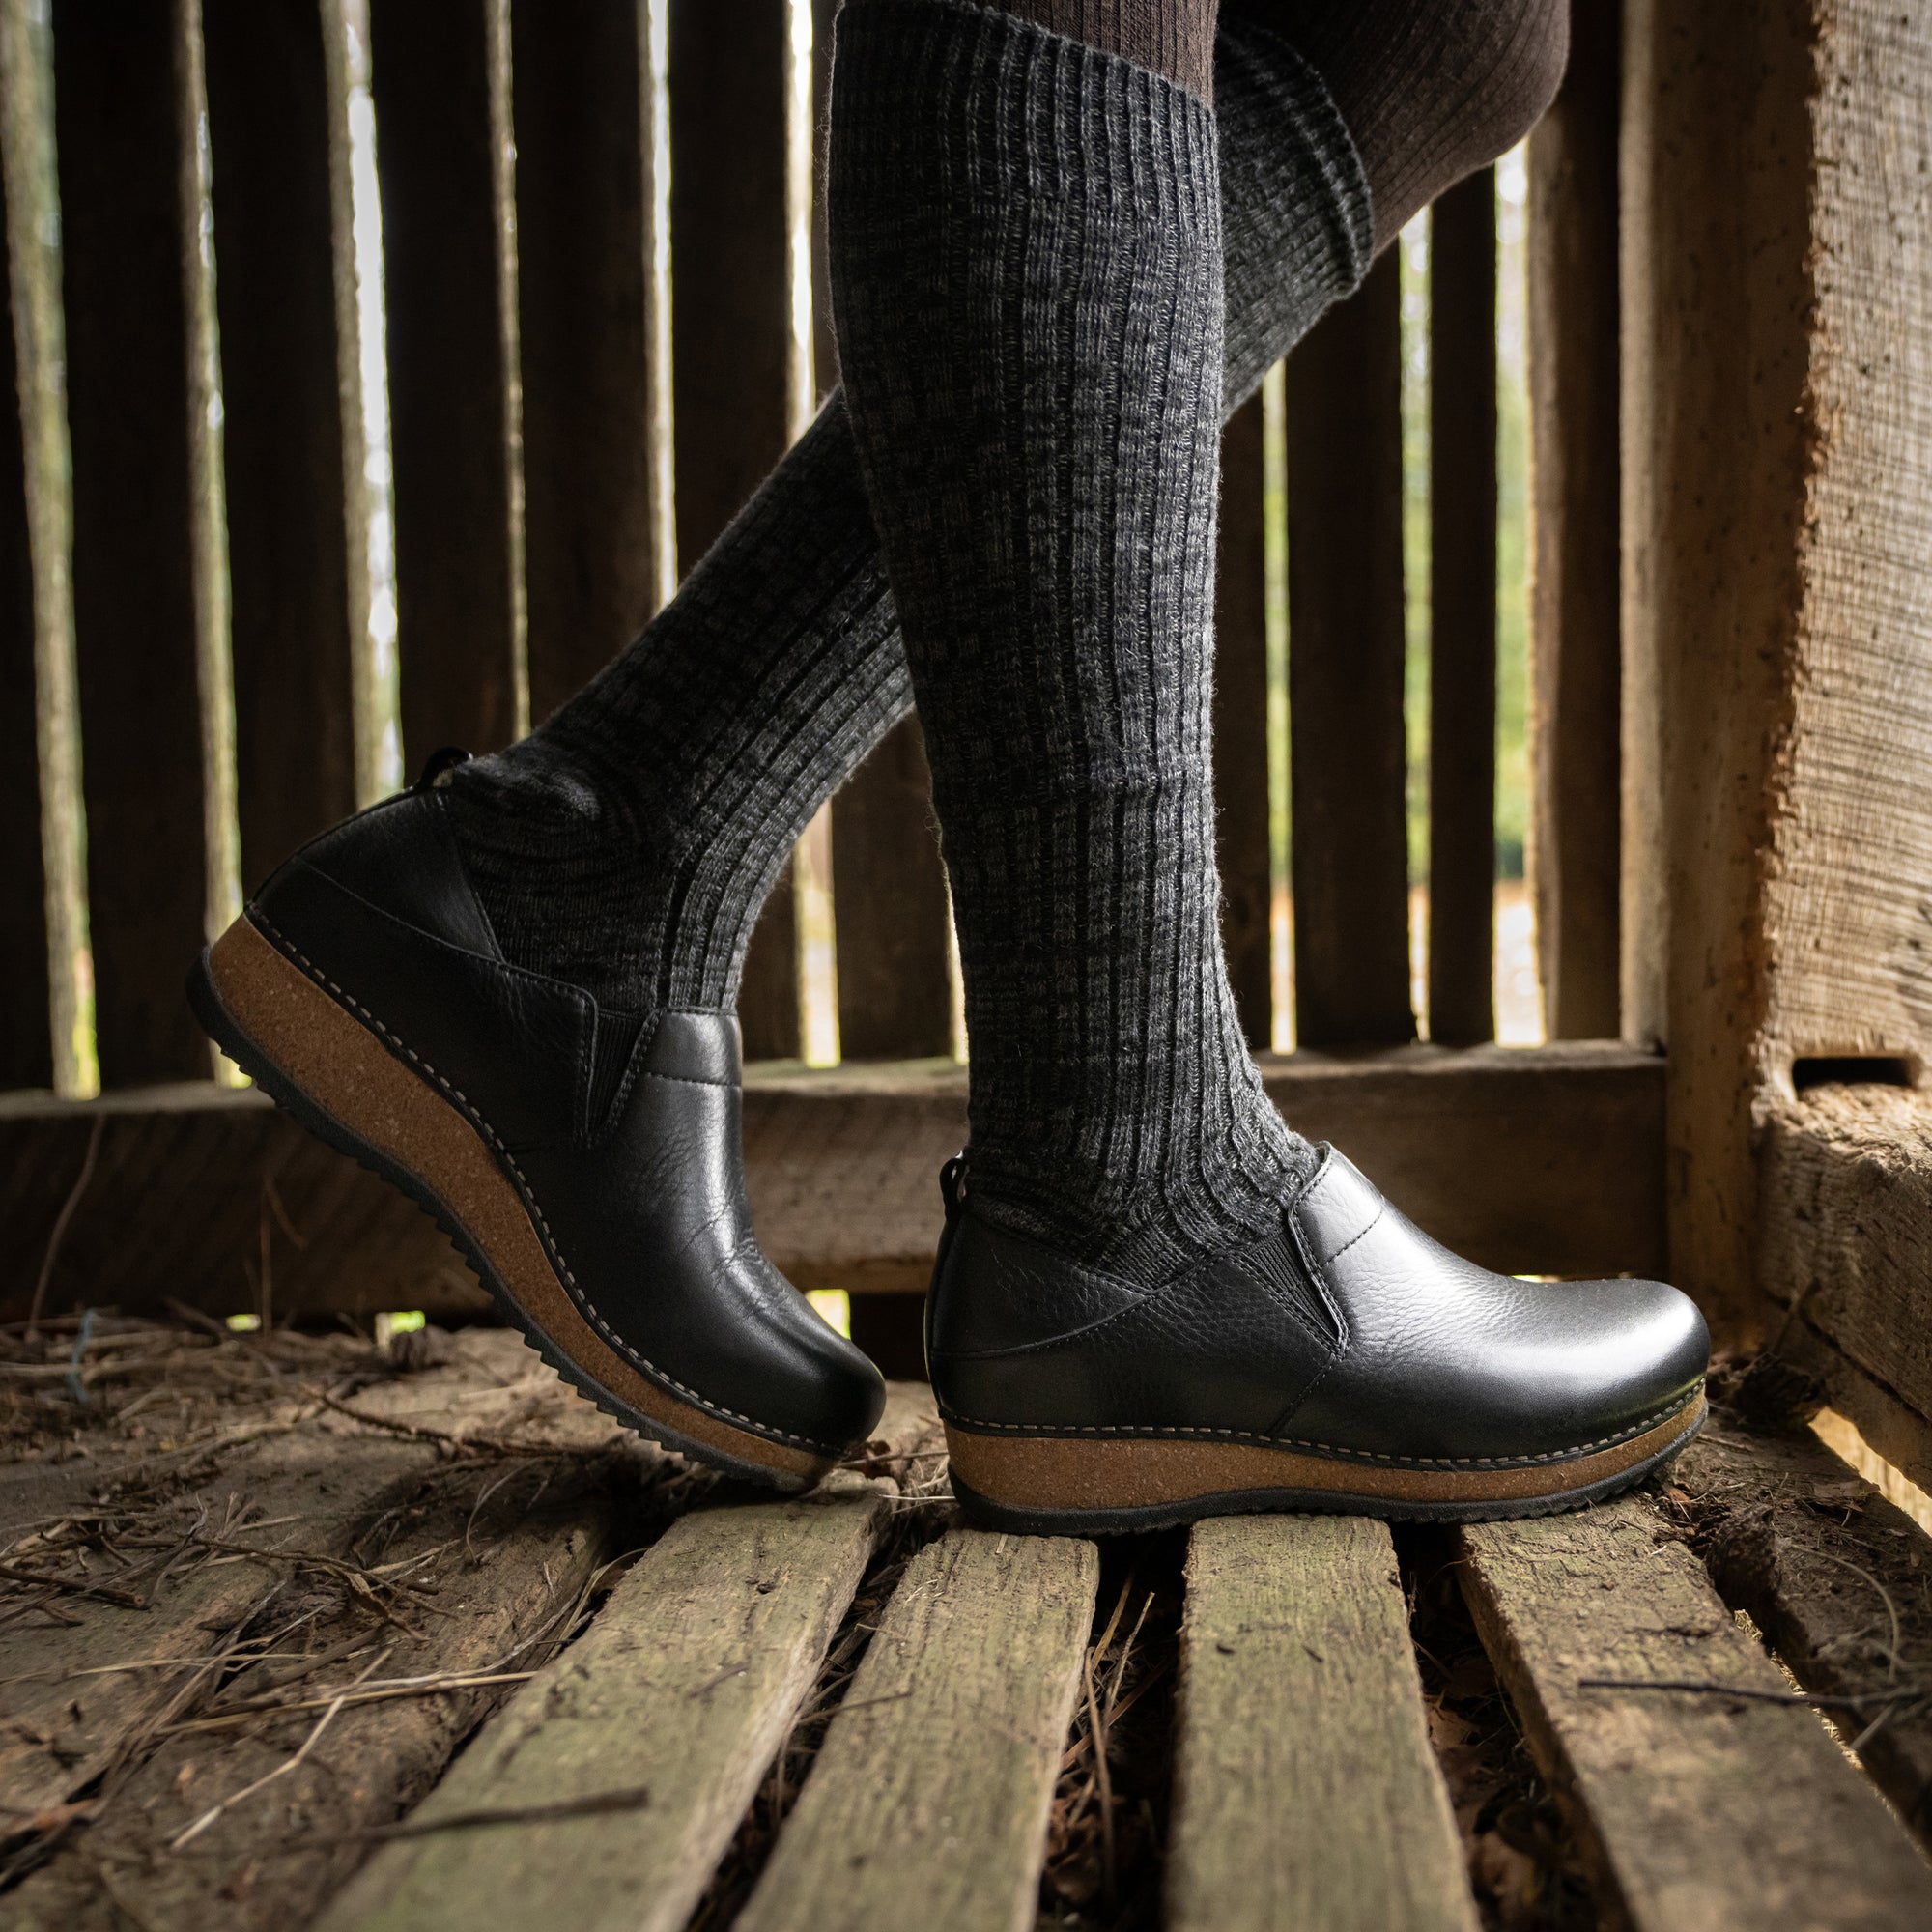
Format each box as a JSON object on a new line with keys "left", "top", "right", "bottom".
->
{"left": 186, "top": 763, "right": 886, "bottom": 1490}
{"left": 928, "top": 1146, "right": 1709, "bottom": 1532}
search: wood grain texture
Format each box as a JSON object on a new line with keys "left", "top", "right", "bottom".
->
{"left": 512, "top": 0, "right": 665, "bottom": 724}
{"left": 52, "top": 0, "right": 214, "bottom": 1084}
{"left": 0, "top": 1043, "right": 1666, "bottom": 1323}
{"left": 1215, "top": 393, "right": 1273, "bottom": 1049}
{"left": 1526, "top": 1, "right": 1620, "bottom": 1040}
{"left": 1428, "top": 168, "right": 1497, "bottom": 1048}
{"left": 1680, "top": 1409, "right": 1932, "bottom": 1848}
{"left": 1285, "top": 252, "right": 1413, "bottom": 1047}
{"left": 0, "top": 0, "right": 83, "bottom": 1094}
{"left": 736, "top": 1529, "right": 1100, "bottom": 1932}
{"left": 1167, "top": 1516, "right": 1477, "bottom": 1932}
{"left": 319, "top": 1491, "right": 884, "bottom": 1932}
{"left": 202, "top": 0, "right": 367, "bottom": 884}
{"left": 1758, "top": 1083, "right": 1932, "bottom": 1487}
{"left": 369, "top": 0, "right": 525, "bottom": 765}
{"left": 1622, "top": 0, "right": 1932, "bottom": 1339}
{"left": 1462, "top": 1498, "right": 1932, "bottom": 1929}
{"left": 831, "top": 716, "right": 953, "bottom": 1060}
{"left": 7, "top": 1332, "right": 644, "bottom": 1932}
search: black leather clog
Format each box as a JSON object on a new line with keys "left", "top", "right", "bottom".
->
{"left": 186, "top": 763, "right": 886, "bottom": 1489}
{"left": 928, "top": 1146, "right": 1709, "bottom": 1532}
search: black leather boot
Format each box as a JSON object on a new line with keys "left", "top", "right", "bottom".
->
{"left": 928, "top": 1147, "right": 1709, "bottom": 1532}
{"left": 187, "top": 763, "right": 887, "bottom": 1489}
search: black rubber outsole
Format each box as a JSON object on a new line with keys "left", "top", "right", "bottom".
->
{"left": 946, "top": 1406, "right": 1706, "bottom": 1536}
{"left": 185, "top": 947, "right": 808, "bottom": 1492}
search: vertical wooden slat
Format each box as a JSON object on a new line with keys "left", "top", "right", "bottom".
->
{"left": 1527, "top": 0, "right": 1621, "bottom": 1041}
{"left": 202, "top": 0, "right": 367, "bottom": 887}
{"left": 1285, "top": 253, "right": 1413, "bottom": 1048}
{"left": 369, "top": 0, "right": 525, "bottom": 770}
{"left": 1215, "top": 392, "right": 1272, "bottom": 1048}
{"left": 52, "top": 0, "right": 215, "bottom": 1086}
{"left": 669, "top": 0, "right": 797, "bottom": 1058}
{"left": 0, "top": 0, "right": 59, "bottom": 1093}
{"left": 1428, "top": 170, "right": 1498, "bottom": 1046}
{"left": 832, "top": 721, "right": 952, "bottom": 1060}
{"left": 512, "top": 0, "right": 666, "bottom": 724}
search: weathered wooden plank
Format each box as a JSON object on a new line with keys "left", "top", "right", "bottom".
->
{"left": 369, "top": 0, "right": 525, "bottom": 766}
{"left": 317, "top": 1491, "right": 884, "bottom": 1932}
{"left": 512, "top": 0, "right": 668, "bottom": 724}
{"left": 6, "top": 1332, "right": 647, "bottom": 1931}
{"left": 738, "top": 1528, "right": 1099, "bottom": 1932}
{"left": 668, "top": 0, "right": 796, "bottom": 1057}
{"left": 1285, "top": 252, "right": 1413, "bottom": 1048}
{"left": 1758, "top": 1082, "right": 1932, "bottom": 1490}
{"left": 1167, "top": 1516, "right": 1477, "bottom": 1932}
{"left": 1677, "top": 1406, "right": 1932, "bottom": 1847}
{"left": 1215, "top": 391, "right": 1273, "bottom": 1049}
{"left": 831, "top": 718, "right": 952, "bottom": 1061}
{"left": 0, "top": 1330, "right": 602, "bottom": 1826}
{"left": 1621, "top": 2, "right": 1932, "bottom": 1338}
{"left": 52, "top": 0, "right": 218, "bottom": 1084}
{"left": 202, "top": 0, "right": 369, "bottom": 883}
{"left": 0, "top": 0, "right": 84, "bottom": 1096}
{"left": 0, "top": 127, "right": 48, "bottom": 1093}
{"left": 1428, "top": 168, "right": 1497, "bottom": 1047}
{"left": 0, "top": 1042, "right": 1667, "bottom": 1322}
{"left": 1526, "top": 0, "right": 1621, "bottom": 1040}
{"left": 1461, "top": 1498, "right": 1932, "bottom": 1929}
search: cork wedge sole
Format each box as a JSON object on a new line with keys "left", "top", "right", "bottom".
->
{"left": 188, "top": 915, "right": 834, "bottom": 1491}
{"left": 944, "top": 1393, "right": 1707, "bottom": 1534}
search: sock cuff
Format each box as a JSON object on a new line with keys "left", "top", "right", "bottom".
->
{"left": 1214, "top": 8, "right": 1373, "bottom": 410}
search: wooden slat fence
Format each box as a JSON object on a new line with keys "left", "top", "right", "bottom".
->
{"left": 0, "top": 0, "right": 1655, "bottom": 1339}
{"left": 24, "top": 0, "right": 1926, "bottom": 1433}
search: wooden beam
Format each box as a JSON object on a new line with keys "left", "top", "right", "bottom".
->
{"left": 1214, "top": 391, "right": 1273, "bottom": 1049}
{"left": 1461, "top": 1499, "right": 1932, "bottom": 1929}
{"left": 369, "top": 0, "right": 525, "bottom": 766}
{"left": 0, "top": 0, "right": 84, "bottom": 1096}
{"left": 1427, "top": 169, "right": 1497, "bottom": 1047}
{"left": 1622, "top": 1, "right": 1932, "bottom": 1340}
{"left": 831, "top": 718, "right": 952, "bottom": 1061}
{"left": 52, "top": 0, "right": 221, "bottom": 1085}
{"left": 1285, "top": 252, "right": 1413, "bottom": 1048}
{"left": 736, "top": 1529, "right": 1099, "bottom": 1932}
{"left": 202, "top": 0, "right": 369, "bottom": 883}
{"left": 511, "top": 0, "right": 669, "bottom": 724}
{"left": 1526, "top": 0, "right": 1620, "bottom": 1039}
{"left": 318, "top": 1492, "right": 885, "bottom": 1932}
{"left": 0, "top": 1043, "right": 1665, "bottom": 1324}
{"left": 1167, "top": 1517, "right": 1477, "bottom": 1932}
{"left": 1758, "top": 1082, "right": 1932, "bottom": 1492}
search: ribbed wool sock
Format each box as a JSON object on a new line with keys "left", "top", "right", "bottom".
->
{"left": 998, "top": 0, "right": 1218, "bottom": 99}
{"left": 1236, "top": 0, "right": 1568, "bottom": 248}
{"left": 829, "top": 0, "right": 1303, "bottom": 1287}
{"left": 440, "top": 6, "right": 1369, "bottom": 1017}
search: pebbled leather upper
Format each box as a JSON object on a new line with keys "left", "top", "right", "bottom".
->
{"left": 927, "top": 1146, "right": 1709, "bottom": 1465}
{"left": 249, "top": 789, "right": 887, "bottom": 1458}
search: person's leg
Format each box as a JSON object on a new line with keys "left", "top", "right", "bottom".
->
{"left": 438, "top": 0, "right": 1370, "bottom": 1017}
{"left": 827, "top": 0, "right": 1706, "bottom": 1529}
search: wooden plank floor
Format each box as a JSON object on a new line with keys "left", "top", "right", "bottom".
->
{"left": 8, "top": 1321, "right": 1932, "bottom": 1929}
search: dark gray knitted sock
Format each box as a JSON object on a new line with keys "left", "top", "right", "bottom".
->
{"left": 440, "top": 6, "right": 1368, "bottom": 1021}
{"left": 829, "top": 0, "right": 1299, "bottom": 1286}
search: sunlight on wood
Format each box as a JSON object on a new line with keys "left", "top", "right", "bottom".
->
{"left": 1812, "top": 1406, "right": 1932, "bottom": 1537}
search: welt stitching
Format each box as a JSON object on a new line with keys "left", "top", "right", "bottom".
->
{"left": 252, "top": 912, "right": 838, "bottom": 1456}
{"left": 938, "top": 1387, "right": 1703, "bottom": 1468}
